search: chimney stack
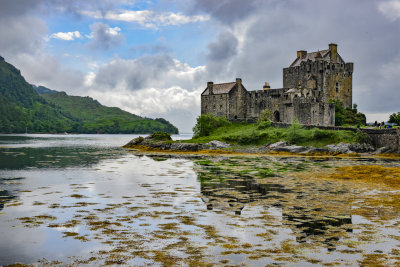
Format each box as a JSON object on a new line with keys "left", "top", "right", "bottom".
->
{"left": 207, "top": 81, "right": 213, "bottom": 94}
{"left": 329, "top": 43, "right": 338, "bottom": 62}
{"left": 297, "top": 50, "right": 307, "bottom": 58}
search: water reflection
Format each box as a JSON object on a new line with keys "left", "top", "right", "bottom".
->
{"left": 0, "top": 147, "right": 125, "bottom": 169}
{"left": 195, "top": 157, "right": 355, "bottom": 248}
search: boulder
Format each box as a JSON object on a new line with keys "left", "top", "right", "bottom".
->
{"left": 267, "top": 141, "right": 288, "bottom": 150}
{"left": 274, "top": 145, "right": 307, "bottom": 153}
{"left": 373, "top": 146, "right": 390, "bottom": 154}
{"left": 206, "top": 140, "right": 231, "bottom": 149}
{"left": 349, "top": 143, "right": 375, "bottom": 153}
{"left": 325, "top": 143, "right": 354, "bottom": 154}
{"left": 170, "top": 143, "right": 200, "bottom": 151}
{"left": 124, "top": 136, "right": 145, "bottom": 146}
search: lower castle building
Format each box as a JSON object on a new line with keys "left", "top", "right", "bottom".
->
{"left": 201, "top": 44, "right": 353, "bottom": 126}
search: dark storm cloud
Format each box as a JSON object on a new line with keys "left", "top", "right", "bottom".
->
{"left": 207, "top": 31, "right": 238, "bottom": 61}
{"left": 88, "top": 22, "right": 125, "bottom": 50}
{"left": 0, "top": 0, "right": 136, "bottom": 17}
{"left": 94, "top": 54, "right": 176, "bottom": 91}
{"left": 184, "top": 0, "right": 262, "bottom": 25}
{"left": 0, "top": 16, "right": 47, "bottom": 56}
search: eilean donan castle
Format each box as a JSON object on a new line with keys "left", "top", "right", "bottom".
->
{"left": 201, "top": 44, "right": 353, "bottom": 126}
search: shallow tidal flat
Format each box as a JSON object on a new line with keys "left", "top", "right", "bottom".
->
{"left": 1, "top": 138, "right": 400, "bottom": 265}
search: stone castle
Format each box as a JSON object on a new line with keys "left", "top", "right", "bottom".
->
{"left": 201, "top": 44, "right": 353, "bottom": 126}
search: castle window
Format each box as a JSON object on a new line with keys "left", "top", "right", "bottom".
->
{"left": 336, "top": 82, "right": 339, "bottom": 93}
{"left": 220, "top": 105, "right": 223, "bottom": 109}
{"left": 205, "top": 105, "right": 208, "bottom": 109}
{"left": 213, "top": 105, "right": 216, "bottom": 109}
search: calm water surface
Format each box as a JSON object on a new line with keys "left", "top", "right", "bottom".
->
{"left": 1, "top": 134, "right": 400, "bottom": 266}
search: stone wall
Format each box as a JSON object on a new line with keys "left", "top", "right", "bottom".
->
{"left": 270, "top": 122, "right": 400, "bottom": 152}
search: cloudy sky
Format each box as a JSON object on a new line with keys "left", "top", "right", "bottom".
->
{"left": 1, "top": 0, "right": 399, "bottom": 132}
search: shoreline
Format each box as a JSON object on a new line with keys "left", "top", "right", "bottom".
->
{"left": 123, "top": 143, "right": 400, "bottom": 159}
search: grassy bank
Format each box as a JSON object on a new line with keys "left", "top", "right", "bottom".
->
{"left": 188, "top": 122, "right": 366, "bottom": 147}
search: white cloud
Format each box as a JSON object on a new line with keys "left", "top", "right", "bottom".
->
{"left": 378, "top": 0, "right": 400, "bottom": 21}
{"left": 50, "top": 31, "right": 82, "bottom": 41}
{"left": 83, "top": 55, "right": 206, "bottom": 131}
{"left": 81, "top": 9, "right": 209, "bottom": 28}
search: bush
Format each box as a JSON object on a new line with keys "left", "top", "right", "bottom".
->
{"left": 192, "top": 114, "right": 231, "bottom": 138}
{"left": 149, "top": 132, "right": 172, "bottom": 141}
{"left": 257, "top": 109, "right": 272, "bottom": 130}
{"left": 286, "top": 119, "right": 303, "bottom": 144}
{"left": 311, "top": 128, "right": 334, "bottom": 140}
{"left": 354, "top": 130, "right": 371, "bottom": 144}
{"left": 330, "top": 99, "right": 366, "bottom": 126}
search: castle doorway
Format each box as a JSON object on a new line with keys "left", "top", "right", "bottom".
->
{"left": 274, "top": 111, "right": 280, "bottom": 122}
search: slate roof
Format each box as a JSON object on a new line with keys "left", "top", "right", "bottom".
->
{"left": 201, "top": 82, "right": 236, "bottom": 95}
{"left": 289, "top": 49, "right": 330, "bottom": 67}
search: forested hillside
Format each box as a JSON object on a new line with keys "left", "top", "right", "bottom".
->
{"left": 0, "top": 56, "right": 77, "bottom": 133}
{"left": 0, "top": 56, "right": 178, "bottom": 134}
{"left": 41, "top": 92, "right": 178, "bottom": 134}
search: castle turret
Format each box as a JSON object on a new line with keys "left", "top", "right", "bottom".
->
{"left": 329, "top": 43, "right": 338, "bottom": 62}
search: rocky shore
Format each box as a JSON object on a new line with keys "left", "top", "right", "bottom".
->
{"left": 123, "top": 135, "right": 397, "bottom": 156}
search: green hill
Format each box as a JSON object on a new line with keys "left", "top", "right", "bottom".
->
{"left": 0, "top": 56, "right": 178, "bottom": 134}
{"left": 0, "top": 56, "right": 77, "bottom": 133}
{"left": 41, "top": 91, "right": 178, "bottom": 134}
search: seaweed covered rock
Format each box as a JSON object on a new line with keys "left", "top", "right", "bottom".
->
{"left": 123, "top": 136, "right": 145, "bottom": 147}
{"left": 123, "top": 133, "right": 200, "bottom": 151}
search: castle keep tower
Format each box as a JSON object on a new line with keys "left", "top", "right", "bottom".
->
{"left": 201, "top": 44, "right": 353, "bottom": 126}
{"left": 283, "top": 43, "right": 353, "bottom": 108}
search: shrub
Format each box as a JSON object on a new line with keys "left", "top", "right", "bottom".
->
{"left": 192, "top": 114, "right": 231, "bottom": 138}
{"left": 330, "top": 99, "right": 366, "bottom": 126}
{"left": 257, "top": 109, "right": 272, "bottom": 130}
{"left": 149, "top": 132, "right": 172, "bottom": 141}
{"left": 286, "top": 119, "right": 303, "bottom": 144}
{"left": 354, "top": 130, "right": 371, "bottom": 144}
{"left": 311, "top": 128, "right": 333, "bottom": 140}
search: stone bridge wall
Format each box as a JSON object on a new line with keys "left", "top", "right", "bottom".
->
{"left": 269, "top": 122, "right": 400, "bottom": 152}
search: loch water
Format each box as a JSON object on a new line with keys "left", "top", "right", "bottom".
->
{"left": 1, "top": 134, "right": 400, "bottom": 266}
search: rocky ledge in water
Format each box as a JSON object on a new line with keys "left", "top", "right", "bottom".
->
{"left": 123, "top": 135, "right": 396, "bottom": 156}
{"left": 123, "top": 136, "right": 231, "bottom": 152}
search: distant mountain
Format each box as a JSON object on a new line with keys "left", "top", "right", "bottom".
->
{"left": 32, "top": 85, "right": 58, "bottom": 95}
{"left": 0, "top": 56, "right": 178, "bottom": 134}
